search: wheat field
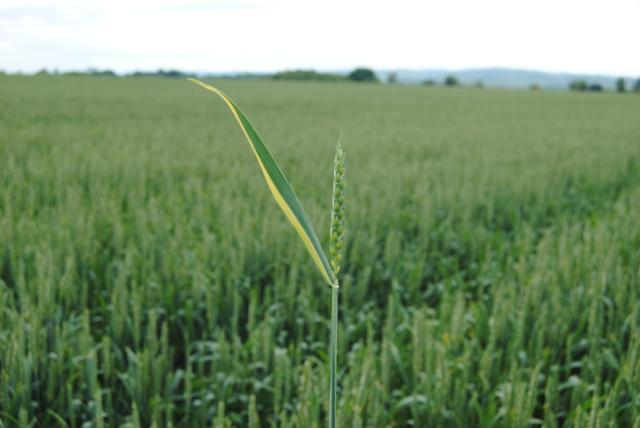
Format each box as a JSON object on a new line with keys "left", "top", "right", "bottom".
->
{"left": 1, "top": 75, "right": 639, "bottom": 427}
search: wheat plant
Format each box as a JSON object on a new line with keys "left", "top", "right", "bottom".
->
{"left": 189, "top": 78, "right": 345, "bottom": 428}
{"left": 328, "top": 143, "right": 345, "bottom": 428}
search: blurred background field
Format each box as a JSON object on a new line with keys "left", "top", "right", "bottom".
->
{"left": 1, "top": 75, "right": 640, "bottom": 427}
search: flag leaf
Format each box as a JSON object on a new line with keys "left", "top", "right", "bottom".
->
{"left": 189, "top": 78, "right": 335, "bottom": 286}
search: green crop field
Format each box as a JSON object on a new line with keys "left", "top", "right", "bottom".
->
{"left": 1, "top": 75, "right": 639, "bottom": 427}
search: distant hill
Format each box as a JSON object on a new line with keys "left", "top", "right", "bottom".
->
{"left": 375, "top": 68, "right": 637, "bottom": 90}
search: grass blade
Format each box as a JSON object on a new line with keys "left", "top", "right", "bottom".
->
{"left": 188, "top": 78, "right": 335, "bottom": 286}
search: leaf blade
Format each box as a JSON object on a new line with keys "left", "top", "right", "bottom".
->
{"left": 189, "top": 78, "right": 335, "bottom": 286}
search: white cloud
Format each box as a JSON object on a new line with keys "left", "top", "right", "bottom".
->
{"left": 0, "top": 0, "right": 638, "bottom": 75}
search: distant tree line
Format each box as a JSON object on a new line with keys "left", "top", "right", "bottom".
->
{"left": 569, "top": 77, "right": 639, "bottom": 94}
{"left": 32, "top": 68, "right": 118, "bottom": 77}
{"left": 416, "top": 74, "right": 640, "bottom": 93}
{"left": 27, "top": 68, "right": 199, "bottom": 78}
{"left": 272, "top": 70, "right": 346, "bottom": 82}
{"left": 272, "top": 68, "right": 379, "bottom": 83}
{"left": 569, "top": 80, "right": 603, "bottom": 92}
{"left": 419, "top": 74, "right": 476, "bottom": 88}
{"left": 130, "top": 69, "right": 193, "bottom": 78}
{"left": 6, "top": 68, "right": 640, "bottom": 93}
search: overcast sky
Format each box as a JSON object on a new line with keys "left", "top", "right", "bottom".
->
{"left": 1, "top": 0, "right": 638, "bottom": 76}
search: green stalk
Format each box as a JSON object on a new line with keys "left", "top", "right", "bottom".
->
{"left": 329, "top": 283, "right": 339, "bottom": 428}
{"left": 328, "top": 143, "right": 345, "bottom": 428}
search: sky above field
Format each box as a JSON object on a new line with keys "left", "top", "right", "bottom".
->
{"left": 1, "top": 0, "right": 638, "bottom": 76}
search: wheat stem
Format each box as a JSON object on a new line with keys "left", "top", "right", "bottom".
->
{"left": 329, "top": 141, "right": 345, "bottom": 428}
{"left": 329, "top": 283, "right": 339, "bottom": 428}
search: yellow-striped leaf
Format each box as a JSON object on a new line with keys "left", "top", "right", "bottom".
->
{"left": 189, "top": 79, "right": 336, "bottom": 286}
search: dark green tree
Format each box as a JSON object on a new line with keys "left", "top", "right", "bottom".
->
{"left": 348, "top": 68, "right": 378, "bottom": 82}
{"left": 444, "top": 75, "right": 459, "bottom": 86}
{"left": 634, "top": 78, "right": 640, "bottom": 92}
{"left": 616, "top": 77, "right": 626, "bottom": 93}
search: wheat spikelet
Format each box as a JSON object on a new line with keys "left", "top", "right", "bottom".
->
{"left": 329, "top": 143, "right": 345, "bottom": 285}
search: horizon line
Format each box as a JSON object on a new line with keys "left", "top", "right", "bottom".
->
{"left": 2, "top": 65, "right": 638, "bottom": 79}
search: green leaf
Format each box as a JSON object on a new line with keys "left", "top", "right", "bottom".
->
{"left": 189, "top": 79, "right": 335, "bottom": 286}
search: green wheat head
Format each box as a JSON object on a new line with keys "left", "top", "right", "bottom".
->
{"left": 329, "top": 143, "right": 345, "bottom": 284}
